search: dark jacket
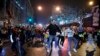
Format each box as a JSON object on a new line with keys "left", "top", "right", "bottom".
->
{"left": 46, "top": 24, "right": 61, "bottom": 35}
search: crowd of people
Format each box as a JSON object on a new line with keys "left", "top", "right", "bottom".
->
{"left": 0, "top": 20, "right": 100, "bottom": 56}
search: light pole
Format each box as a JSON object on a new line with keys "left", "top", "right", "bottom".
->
{"left": 4, "top": 0, "right": 7, "bottom": 17}
{"left": 54, "top": 6, "right": 62, "bottom": 24}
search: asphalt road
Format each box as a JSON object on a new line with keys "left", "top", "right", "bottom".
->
{"left": 0, "top": 42, "right": 100, "bottom": 56}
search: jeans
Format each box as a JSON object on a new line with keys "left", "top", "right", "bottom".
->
{"left": 48, "top": 35, "right": 59, "bottom": 48}
{"left": 68, "top": 37, "right": 78, "bottom": 51}
{"left": 16, "top": 40, "right": 25, "bottom": 56}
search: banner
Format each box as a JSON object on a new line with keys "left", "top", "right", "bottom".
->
{"left": 92, "top": 5, "right": 99, "bottom": 27}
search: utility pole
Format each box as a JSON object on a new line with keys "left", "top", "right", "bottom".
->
{"left": 4, "top": 0, "right": 6, "bottom": 18}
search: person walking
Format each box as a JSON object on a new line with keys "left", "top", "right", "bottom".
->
{"left": 45, "top": 20, "right": 61, "bottom": 52}
{"left": 66, "top": 26, "right": 77, "bottom": 56}
{"left": 86, "top": 32, "right": 96, "bottom": 56}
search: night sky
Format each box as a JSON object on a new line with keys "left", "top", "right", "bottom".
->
{"left": 0, "top": 0, "right": 99, "bottom": 24}
{"left": 30, "top": 0, "right": 99, "bottom": 24}
{"left": 0, "top": 0, "right": 4, "bottom": 10}
{"left": 30, "top": 0, "right": 64, "bottom": 24}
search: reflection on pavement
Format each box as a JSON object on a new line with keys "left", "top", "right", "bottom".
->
{"left": 0, "top": 48, "right": 6, "bottom": 56}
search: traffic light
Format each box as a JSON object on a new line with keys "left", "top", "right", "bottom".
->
{"left": 27, "top": 17, "right": 34, "bottom": 24}
{"left": 28, "top": 18, "right": 32, "bottom": 22}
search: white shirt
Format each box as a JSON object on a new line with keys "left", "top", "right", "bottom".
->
{"left": 66, "top": 28, "right": 74, "bottom": 37}
{"left": 61, "top": 30, "right": 67, "bottom": 36}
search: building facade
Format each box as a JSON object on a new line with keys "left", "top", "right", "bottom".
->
{"left": 0, "top": 0, "right": 34, "bottom": 26}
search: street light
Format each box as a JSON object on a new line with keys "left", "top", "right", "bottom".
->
{"left": 37, "top": 6, "right": 42, "bottom": 11}
{"left": 89, "top": 1, "right": 94, "bottom": 6}
{"left": 55, "top": 6, "right": 61, "bottom": 12}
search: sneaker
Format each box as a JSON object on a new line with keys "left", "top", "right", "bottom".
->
{"left": 47, "top": 48, "right": 50, "bottom": 53}
{"left": 73, "top": 48, "right": 77, "bottom": 52}
{"left": 68, "top": 51, "right": 72, "bottom": 56}
{"left": 45, "top": 44, "right": 48, "bottom": 47}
